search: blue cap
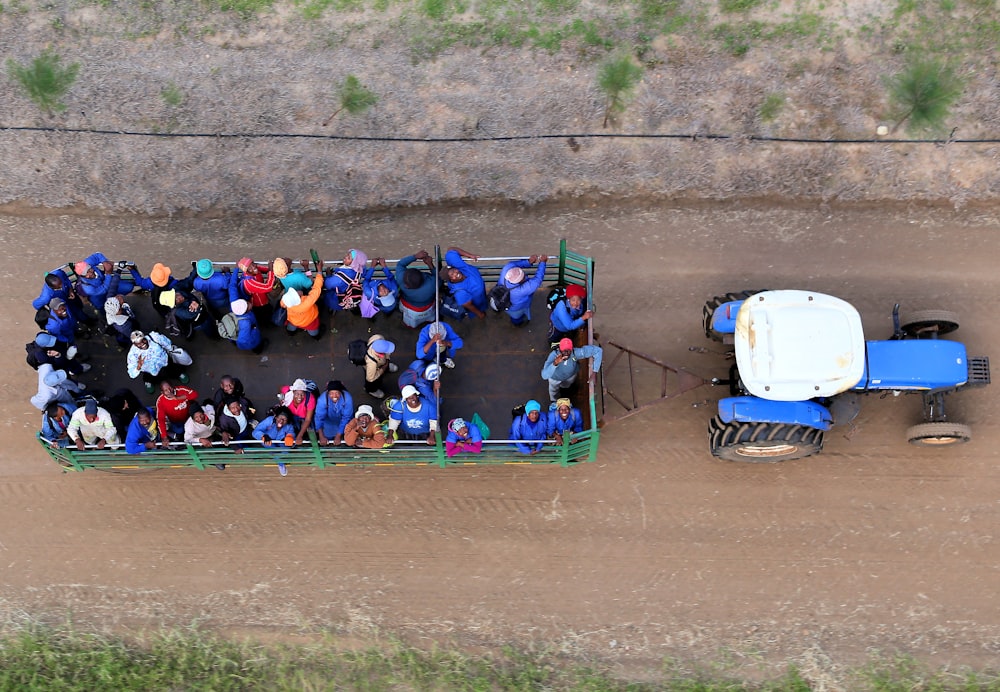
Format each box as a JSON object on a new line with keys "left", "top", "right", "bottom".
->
{"left": 84, "top": 399, "right": 98, "bottom": 415}
{"left": 196, "top": 259, "right": 214, "bottom": 279}
{"left": 35, "top": 332, "right": 57, "bottom": 348}
{"left": 372, "top": 339, "right": 395, "bottom": 355}
{"left": 525, "top": 399, "right": 542, "bottom": 414}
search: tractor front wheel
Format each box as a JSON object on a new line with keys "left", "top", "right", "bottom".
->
{"left": 901, "top": 310, "right": 960, "bottom": 337}
{"left": 906, "top": 422, "right": 972, "bottom": 446}
{"left": 709, "top": 416, "right": 824, "bottom": 462}
{"left": 702, "top": 290, "right": 767, "bottom": 341}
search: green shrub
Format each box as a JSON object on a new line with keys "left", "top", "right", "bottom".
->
{"left": 759, "top": 92, "right": 785, "bottom": 122}
{"left": 6, "top": 48, "right": 80, "bottom": 115}
{"left": 597, "top": 53, "right": 643, "bottom": 127}
{"left": 886, "top": 57, "right": 963, "bottom": 134}
{"left": 322, "top": 74, "right": 378, "bottom": 125}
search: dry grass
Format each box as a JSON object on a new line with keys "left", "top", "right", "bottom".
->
{"left": 0, "top": 1, "right": 998, "bottom": 214}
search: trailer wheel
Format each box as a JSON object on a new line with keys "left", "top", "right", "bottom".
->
{"left": 702, "top": 290, "right": 768, "bottom": 341}
{"left": 708, "top": 416, "right": 824, "bottom": 462}
{"left": 901, "top": 310, "right": 960, "bottom": 337}
{"left": 906, "top": 422, "right": 972, "bottom": 446}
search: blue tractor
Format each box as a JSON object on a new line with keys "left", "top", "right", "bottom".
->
{"left": 702, "top": 290, "right": 991, "bottom": 462}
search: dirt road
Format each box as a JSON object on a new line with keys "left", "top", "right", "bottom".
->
{"left": 3, "top": 202, "right": 999, "bottom": 678}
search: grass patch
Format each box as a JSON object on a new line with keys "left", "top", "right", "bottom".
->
{"left": 210, "top": 0, "right": 275, "bottom": 19}
{"left": 0, "top": 624, "right": 998, "bottom": 690}
{"left": 719, "top": 0, "right": 765, "bottom": 13}
{"left": 759, "top": 91, "right": 785, "bottom": 122}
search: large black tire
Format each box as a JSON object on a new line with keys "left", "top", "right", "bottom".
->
{"left": 906, "top": 422, "right": 972, "bottom": 446}
{"left": 901, "top": 309, "right": 960, "bottom": 338}
{"left": 702, "top": 290, "right": 768, "bottom": 341}
{"left": 708, "top": 416, "right": 824, "bottom": 462}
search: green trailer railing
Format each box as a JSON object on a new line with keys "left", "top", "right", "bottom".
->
{"left": 36, "top": 242, "right": 602, "bottom": 472}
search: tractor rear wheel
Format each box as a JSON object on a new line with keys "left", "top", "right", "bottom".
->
{"left": 906, "top": 422, "right": 972, "bottom": 446}
{"left": 702, "top": 290, "right": 767, "bottom": 341}
{"left": 901, "top": 310, "right": 960, "bottom": 337}
{"left": 708, "top": 416, "right": 824, "bottom": 462}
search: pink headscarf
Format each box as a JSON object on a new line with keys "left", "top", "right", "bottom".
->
{"left": 346, "top": 249, "right": 368, "bottom": 274}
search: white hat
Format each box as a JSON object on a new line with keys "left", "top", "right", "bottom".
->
{"left": 505, "top": 267, "right": 525, "bottom": 284}
{"left": 290, "top": 378, "right": 308, "bottom": 392}
{"left": 355, "top": 404, "right": 374, "bottom": 419}
{"left": 423, "top": 363, "right": 441, "bottom": 381}
{"left": 401, "top": 385, "right": 419, "bottom": 399}
{"left": 427, "top": 321, "right": 446, "bottom": 337}
{"left": 282, "top": 288, "right": 301, "bottom": 307}
{"left": 231, "top": 299, "right": 249, "bottom": 315}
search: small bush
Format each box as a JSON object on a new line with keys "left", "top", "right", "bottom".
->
{"left": 886, "top": 57, "right": 963, "bottom": 134}
{"left": 597, "top": 54, "right": 643, "bottom": 127}
{"left": 322, "top": 74, "right": 378, "bottom": 125}
{"left": 6, "top": 48, "right": 80, "bottom": 115}
{"left": 759, "top": 92, "right": 785, "bottom": 122}
{"left": 161, "top": 81, "right": 184, "bottom": 107}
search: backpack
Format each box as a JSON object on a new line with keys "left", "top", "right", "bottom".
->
{"left": 510, "top": 403, "right": 526, "bottom": 420}
{"left": 26, "top": 342, "right": 40, "bottom": 370}
{"left": 335, "top": 270, "right": 364, "bottom": 310}
{"left": 546, "top": 285, "right": 567, "bottom": 311}
{"left": 488, "top": 284, "right": 511, "bottom": 312}
{"left": 347, "top": 339, "right": 368, "bottom": 366}
{"left": 163, "top": 310, "right": 185, "bottom": 339}
{"left": 440, "top": 292, "right": 465, "bottom": 320}
{"left": 217, "top": 313, "right": 239, "bottom": 341}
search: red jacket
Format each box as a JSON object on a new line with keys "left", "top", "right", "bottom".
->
{"left": 156, "top": 386, "right": 199, "bottom": 435}
{"left": 242, "top": 266, "right": 275, "bottom": 307}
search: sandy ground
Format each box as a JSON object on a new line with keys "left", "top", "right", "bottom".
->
{"left": 3, "top": 201, "right": 1000, "bottom": 682}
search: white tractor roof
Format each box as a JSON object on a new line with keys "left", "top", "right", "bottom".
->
{"left": 734, "top": 290, "right": 866, "bottom": 401}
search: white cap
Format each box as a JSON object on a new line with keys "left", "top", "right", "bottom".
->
{"left": 355, "top": 404, "right": 374, "bottom": 419}
{"left": 282, "top": 288, "right": 301, "bottom": 307}
{"left": 290, "top": 378, "right": 308, "bottom": 392}
{"left": 401, "top": 385, "right": 419, "bottom": 399}
{"left": 424, "top": 363, "right": 441, "bottom": 381}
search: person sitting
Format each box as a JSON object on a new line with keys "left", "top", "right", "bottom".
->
{"left": 361, "top": 257, "right": 399, "bottom": 316}
{"left": 104, "top": 295, "right": 139, "bottom": 350}
{"left": 183, "top": 402, "right": 217, "bottom": 448}
{"left": 278, "top": 379, "right": 316, "bottom": 446}
{"left": 29, "top": 331, "right": 90, "bottom": 376}
{"left": 30, "top": 365, "right": 85, "bottom": 411}
{"left": 497, "top": 255, "right": 548, "bottom": 326}
{"left": 387, "top": 384, "right": 438, "bottom": 446}
{"left": 343, "top": 404, "right": 387, "bottom": 449}
{"left": 252, "top": 406, "right": 297, "bottom": 475}
{"left": 547, "top": 398, "right": 584, "bottom": 445}
{"left": 549, "top": 284, "right": 594, "bottom": 344}
{"left": 415, "top": 321, "right": 463, "bottom": 369}
{"left": 217, "top": 398, "right": 256, "bottom": 452}
{"left": 41, "top": 401, "right": 76, "bottom": 448}
{"left": 280, "top": 271, "right": 324, "bottom": 339}
{"left": 155, "top": 380, "right": 199, "bottom": 446}
{"left": 510, "top": 399, "right": 548, "bottom": 455}
{"left": 445, "top": 417, "right": 483, "bottom": 458}
{"left": 67, "top": 399, "right": 120, "bottom": 450}
{"left": 323, "top": 249, "right": 366, "bottom": 314}
{"left": 443, "top": 247, "right": 487, "bottom": 319}
{"left": 394, "top": 249, "right": 437, "bottom": 328}
{"left": 314, "top": 380, "right": 354, "bottom": 446}
{"left": 126, "top": 330, "right": 189, "bottom": 394}
{"left": 125, "top": 407, "right": 160, "bottom": 454}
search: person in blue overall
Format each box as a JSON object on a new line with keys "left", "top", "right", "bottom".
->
{"left": 361, "top": 257, "right": 399, "bottom": 316}
{"left": 397, "top": 360, "right": 440, "bottom": 402}
{"left": 443, "top": 247, "right": 487, "bottom": 319}
{"left": 394, "top": 250, "right": 437, "bottom": 328}
{"left": 415, "top": 321, "right": 463, "bottom": 369}
{"left": 314, "top": 380, "right": 355, "bottom": 446}
{"left": 547, "top": 397, "right": 584, "bottom": 445}
{"left": 228, "top": 299, "right": 266, "bottom": 354}
{"left": 388, "top": 385, "right": 438, "bottom": 445}
{"left": 125, "top": 407, "right": 160, "bottom": 454}
{"left": 252, "top": 406, "right": 298, "bottom": 476}
{"left": 193, "top": 259, "right": 233, "bottom": 320}
{"left": 510, "top": 399, "right": 549, "bottom": 455}
{"left": 498, "top": 255, "right": 548, "bottom": 326}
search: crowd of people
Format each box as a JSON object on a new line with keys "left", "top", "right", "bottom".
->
{"left": 29, "top": 247, "right": 602, "bottom": 472}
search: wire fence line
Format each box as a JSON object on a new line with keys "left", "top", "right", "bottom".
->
{"left": 1, "top": 124, "right": 994, "bottom": 145}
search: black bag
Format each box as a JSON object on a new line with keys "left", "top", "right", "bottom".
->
{"left": 26, "top": 342, "right": 40, "bottom": 370}
{"left": 271, "top": 304, "right": 288, "bottom": 326}
{"left": 488, "top": 284, "right": 511, "bottom": 312}
{"left": 163, "top": 310, "right": 185, "bottom": 339}
{"left": 546, "top": 285, "right": 567, "bottom": 311}
{"left": 347, "top": 339, "right": 367, "bottom": 366}
{"left": 510, "top": 403, "right": 526, "bottom": 419}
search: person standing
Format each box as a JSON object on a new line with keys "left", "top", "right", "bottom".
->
{"left": 540, "top": 338, "right": 603, "bottom": 403}
{"left": 498, "top": 255, "right": 548, "bottom": 326}
{"left": 343, "top": 405, "right": 387, "bottom": 449}
{"left": 394, "top": 249, "right": 437, "bottom": 328}
{"left": 363, "top": 335, "right": 398, "bottom": 399}
{"left": 314, "top": 381, "right": 354, "bottom": 446}
{"left": 443, "top": 247, "right": 487, "bottom": 319}
{"left": 67, "top": 399, "right": 120, "bottom": 450}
